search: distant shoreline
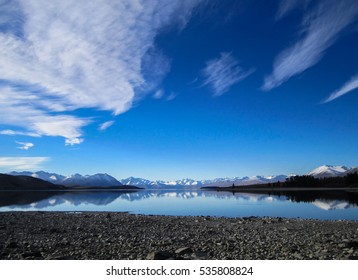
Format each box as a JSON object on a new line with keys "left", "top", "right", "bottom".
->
{"left": 202, "top": 186, "right": 358, "bottom": 192}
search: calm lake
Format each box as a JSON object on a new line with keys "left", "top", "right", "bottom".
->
{"left": 0, "top": 189, "right": 357, "bottom": 220}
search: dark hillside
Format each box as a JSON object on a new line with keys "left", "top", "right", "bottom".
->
{"left": 0, "top": 174, "right": 65, "bottom": 191}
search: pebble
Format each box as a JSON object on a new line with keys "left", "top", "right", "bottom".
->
{"left": 175, "top": 247, "right": 193, "bottom": 255}
{"left": 147, "top": 251, "right": 173, "bottom": 260}
{"left": 0, "top": 212, "right": 357, "bottom": 260}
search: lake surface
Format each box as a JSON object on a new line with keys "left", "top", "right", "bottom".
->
{"left": 0, "top": 190, "right": 358, "bottom": 220}
{"left": 0, "top": 189, "right": 357, "bottom": 220}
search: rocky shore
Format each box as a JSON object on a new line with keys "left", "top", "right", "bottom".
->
{"left": 0, "top": 212, "right": 357, "bottom": 260}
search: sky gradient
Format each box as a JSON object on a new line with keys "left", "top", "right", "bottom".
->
{"left": 0, "top": 0, "right": 358, "bottom": 180}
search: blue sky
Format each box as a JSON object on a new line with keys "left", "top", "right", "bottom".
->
{"left": 0, "top": 0, "right": 358, "bottom": 180}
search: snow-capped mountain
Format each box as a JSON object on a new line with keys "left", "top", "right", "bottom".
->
{"left": 61, "top": 173, "right": 122, "bottom": 187}
{"left": 9, "top": 171, "right": 66, "bottom": 184}
{"left": 346, "top": 167, "right": 358, "bottom": 174}
{"left": 307, "top": 165, "right": 350, "bottom": 178}
{"left": 8, "top": 164, "right": 356, "bottom": 189}
{"left": 8, "top": 171, "right": 289, "bottom": 188}
{"left": 119, "top": 174, "right": 289, "bottom": 188}
{"left": 8, "top": 171, "right": 122, "bottom": 187}
{"left": 120, "top": 177, "right": 156, "bottom": 187}
{"left": 198, "top": 175, "right": 288, "bottom": 187}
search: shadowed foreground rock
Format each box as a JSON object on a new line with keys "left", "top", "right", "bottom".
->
{"left": 0, "top": 212, "right": 357, "bottom": 260}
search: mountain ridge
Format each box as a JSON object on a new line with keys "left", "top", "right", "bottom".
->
{"left": 7, "top": 165, "right": 356, "bottom": 188}
{"left": 0, "top": 173, "right": 65, "bottom": 191}
{"left": 307, "top": 165, "right": 351, "bottom": 178}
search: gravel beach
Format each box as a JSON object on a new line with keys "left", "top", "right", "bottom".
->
{"left": 0, "top": 212, "right": 357, "bottom": 260}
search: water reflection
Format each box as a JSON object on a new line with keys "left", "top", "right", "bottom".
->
{"left": 0, "top": 189, "right": 357, "bottom": 220}
{"left": 0, "top": 191, "right": 61, "bottom": 208}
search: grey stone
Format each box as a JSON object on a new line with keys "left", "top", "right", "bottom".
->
{"left": 146, "top": 251, "right": 173, "bottom": 260}
{"left": 175, "top": 247, "right": 193, "bottom": 255}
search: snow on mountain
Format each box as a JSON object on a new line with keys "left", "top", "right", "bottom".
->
{"left": 8, "top": 171, "right": 122, "bottom": 187}
{"left": 307, "top": 165, "right": 350, "bottom": 178}
{"left": 346, "top": 167, "right": 358, "bottom": 174}
{"left": 8, "top": 164, "right": 355, "bottom": 189}
{"left": 119, "top": 174, "right": 289, "bottom": 188}
{"left": 62, "top": 173, "right": 122, "bottom": 187}
{"left": 120, "top": 177, "right": 153, "bottom": 187}
{"left": 200, "top": 175, "right": 288, "bottom": 187}
{"left": 8, "top": 171, "right": 65, "bottom": 183}
{"left": 24, "top": 173, "right": 288, "bottom": 189}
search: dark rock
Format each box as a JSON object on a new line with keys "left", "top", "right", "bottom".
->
{"left": 192, "top": 251, "right": 208, "bottom": 260}
{"left": 1, "top": 212, "right": 358, "bottom": 260}
{"left": 46, "top": 255, "right": 74, "bottom": 260}
{"left": 50, "top": 228, "right": 58, "bottom": 233}
{"left": 7, "top": 242, "right": 18, "bottom": 249}
{"left": 147, "top": 251, "right": 173, "bottom": 260}
{"left": 346, "top": 241, "right": 358, "bottom": 249}
{"left": 22, "top": 251, "right": 43, "bottom": 259}
{"left": 175, "top": 247, "right": 193, "bottom": 255}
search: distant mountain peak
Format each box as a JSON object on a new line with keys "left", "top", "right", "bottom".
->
{"left": 62, "top": 173, "right": 122, "bottom": 187}
{"left": 308, "top": 165, "right": 350, "bottom": 178}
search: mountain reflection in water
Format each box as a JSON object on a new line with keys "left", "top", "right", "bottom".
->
{"left": 0, "top": 189, "right": 357, "bottom": 220}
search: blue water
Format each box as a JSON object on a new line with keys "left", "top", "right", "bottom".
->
{"left": 0, "top": 190, "right": 357, "bottom": 220}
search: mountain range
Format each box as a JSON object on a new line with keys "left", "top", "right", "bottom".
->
{"left": 9, "top": 171, "right": 122, "bottom": 187}
{"left": 0, "top": 173, "right": 65, "bottom": 191}
{"left": 7, "top": 165, "right": 357, "bottom": 188}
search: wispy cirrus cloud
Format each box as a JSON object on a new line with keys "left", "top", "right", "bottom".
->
{"left": 276, "top": 0, "right": 311, "bottom": 20}
{"left": 152, "top": 89, "right": 165, "bottom": 99}
{"left": 15, "top": 141, "right": 34, "bottom": 150}
{"left": 0, "top": 157, "right": 49, "bottom": 171}
{"left": 0, "top": 130, "right": 40, "bottom": 137}
{"left": 0, "top": 85, "right": 88, "bottom": 144}
{"left": 202, "top": 52, "right": 254, "bottom": 96}
{"left": 323, "top": 74, "right": 358, "bottom": 103}
{"left": 0, "top": 0, "right": 203, "bottom": 144}
{"left": 166, "top": 92, "right": 178, "bottom": 101}
{"left": 99, "top": 121, "right": 114, "bottom": 131}
{"left": 263, "top": 0, "right": 358, "bottom": 91}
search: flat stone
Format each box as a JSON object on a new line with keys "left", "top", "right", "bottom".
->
{"left": 146, "top": 251, "right": 173, "bottom": 260}
{"left": 175, "top": 247, "right": 193, "bottom": 255}
{"left": 193, "top": 251, "right": 208, "bottom": 260}
{"left": 46, "top": 255, "right": 74, "bottom": 260}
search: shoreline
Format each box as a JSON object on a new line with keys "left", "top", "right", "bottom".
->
{"left": 1, "top": 211, "right": 358, "bottom": 260}
{"left": 202, "top": 186, "right": 358, "bottom": 192}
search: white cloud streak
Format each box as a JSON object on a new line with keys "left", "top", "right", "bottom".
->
{"left": 323, "top": 74, "right": 358, "bottom": 103}
{"left": 263, "top": 0, "right": 358, "bottom": 91}
{"left": 15, "top": 141, "right": 34, "bottom": 150}
{"left": 99, "top": 121, "right": 114, "bottom": 131}
{"left": 166, "top": 92, "right": 177, "bottom": 101}
{"left": 0, "top": 86, "right": 88, "bottom": 144}
{"left": 153, "top": 89, "right": 165, "bottom": 99}
{"left": 202, "top": 52, "right": 254, "bottom": 96}
{"left": 0, "top": 157, "right": 49, "bottom": 170}
{"left": 0, "top": 0, "right": 203, "bottom": 144}
{"left": 276, "top": 0, "right": 311, "bottom": 20}
{"left": 0, "top": 130, "right": 40, "bottom": 137}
